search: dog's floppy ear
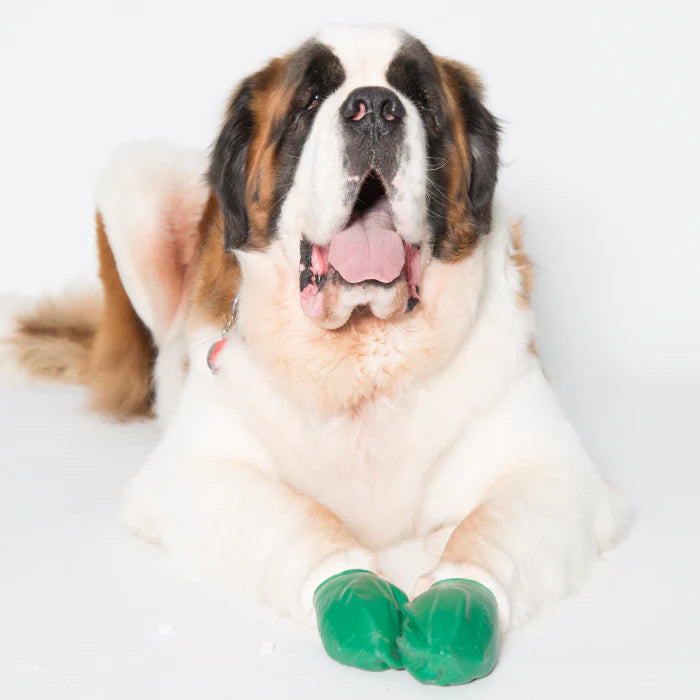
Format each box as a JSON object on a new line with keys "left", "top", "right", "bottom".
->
{"left": 208, "top": 77, "right": 256, "bottom": 250}
{"left": 442, "top": 60, "right": 500, "bottom": 238}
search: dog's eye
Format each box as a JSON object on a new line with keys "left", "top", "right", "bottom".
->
{"left": 414, "top": 91, "right": 428, "bottom": 111}
{"left": 306, "top": 92, "right": 321, "bottom": 111}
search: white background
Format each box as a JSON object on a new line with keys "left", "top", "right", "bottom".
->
{"left": 1, "top": 1, "right": 699, "bottom": 698}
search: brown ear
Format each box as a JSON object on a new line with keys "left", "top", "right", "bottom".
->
{"left": 208, "top": 59, "right": 289, "bottom": 251}
{"left": 208, "top": 44, "right": 343, "bottom": 253}
{"left": 437, "top": 59, "right": 500, "bottom": 259}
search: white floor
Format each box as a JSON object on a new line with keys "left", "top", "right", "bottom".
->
{"left": 1, "top": 376, "right": 698, "bottom": 699}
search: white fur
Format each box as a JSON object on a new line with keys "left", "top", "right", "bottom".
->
{"left": 95, "top": 140, "right": 209, "bottom": 346}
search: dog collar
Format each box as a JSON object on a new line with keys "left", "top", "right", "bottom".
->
{"left": 206, "top": 296, "right": 239, "bottom": 374}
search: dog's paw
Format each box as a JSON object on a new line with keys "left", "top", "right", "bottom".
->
{"left": 413, "top": 562, "right": 511, "bottom": 630}
{"left": 398, "top": 578, "right": 499, "bottom": 685}
{"left": 313, "top": 570, "right": 408, "bottom": 671}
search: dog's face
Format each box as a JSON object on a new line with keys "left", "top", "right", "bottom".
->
{"left": 209, "top": 27, "right": 499, "bottom": 329}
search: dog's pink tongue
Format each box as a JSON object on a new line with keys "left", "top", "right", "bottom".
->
{"left": 328, "top": 199, "right": 405, "bottom": 284}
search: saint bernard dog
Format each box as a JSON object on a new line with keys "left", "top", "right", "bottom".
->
{"left": 6, "top": 26, "right": 630, "bottom": 683}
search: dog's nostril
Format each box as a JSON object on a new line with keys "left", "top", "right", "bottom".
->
{"left": 382, "top": 98, "right": 405, "bottom": 122}
{"left": 352, "top": 101, "right": 367, "bottom": 121}
{"left": 341, "top": 94, "right": 367, "bottom": 121}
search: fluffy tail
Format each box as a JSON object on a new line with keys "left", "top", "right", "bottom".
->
{"left": 5, "top": 289, "right": 100, "bottom": 385}
{"left": 2, "top": 214, "right": 156, "bottom": 420}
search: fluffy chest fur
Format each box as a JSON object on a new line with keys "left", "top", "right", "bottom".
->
{"left": 233, "top": 238, "right": 484, "bottom": 412}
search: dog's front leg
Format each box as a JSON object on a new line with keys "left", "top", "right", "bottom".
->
{"left": 414, "top": 464, "right": 624, "bottom": 635}
{"left": 384, "top": 469, "right": 598, "bottom": 685}
{"left": 123, "top": 443, "right": 376, "bottom": 623}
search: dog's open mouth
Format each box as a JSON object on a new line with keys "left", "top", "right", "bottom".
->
{"left": 299, "top": 171, "right": 421, "bottom": 326}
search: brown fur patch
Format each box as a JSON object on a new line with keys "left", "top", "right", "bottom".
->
{"left": 441, "top": 502, "right": 496, "bottom": 564}
{"left": 89, "top": 211, "right": 156, "bottom": 418}
{"left": 187, "top": 194, "right": 241, "bottom": 330}
{"left": 508, "top": 218, "right": 538, "bottom": 356}
{"left": 303, "top": 497, "right": 359, "bottom": 550}
{"left": 509, "top": 217, "right": 534, "bottom": 309}
{"left": 433, "top": 58, "right": 480, "bottom": 262}
{"left": 245, "top": 59, "right": 296, "bottom": 244}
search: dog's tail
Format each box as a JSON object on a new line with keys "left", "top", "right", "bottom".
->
{"left": 1, "top": 214, "right": 156, "bottom": 419}
{"left": 2, "top": 289, "right": 100, "bottom": 385}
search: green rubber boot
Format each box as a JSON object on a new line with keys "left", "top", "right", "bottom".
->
{"left": 313, "top": 569, "right": 408, "bottom": 672}
{"left": 397, "top": 579, "right": 500, "bottom": 686}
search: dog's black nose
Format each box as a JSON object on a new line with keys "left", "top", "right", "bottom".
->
{"left": 340, "top": 87, "right": 405, "bottom": 135}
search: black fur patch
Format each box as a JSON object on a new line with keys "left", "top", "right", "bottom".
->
{"left": 387, "top": 38, "right": 500, "bottom": 255}
{"left": 449, "top": 65, "right": 500, "bottom": 239}
{"left": 208, "top": 78, "right": 256, "bottom": 250}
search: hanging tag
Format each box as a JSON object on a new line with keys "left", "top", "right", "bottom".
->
{"left": 206, "top": 296, "right": 239, "bottom": 374}
{"left": 206, "top": 338, "right": 228, "bottom": 374}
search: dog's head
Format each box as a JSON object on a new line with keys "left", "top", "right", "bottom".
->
{"left": 208, "top": 26, "right": 499, "bottom": 330}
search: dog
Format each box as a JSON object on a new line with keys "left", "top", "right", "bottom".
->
{"left": 6, "top": 25, "right": 629, "bottom": 682}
